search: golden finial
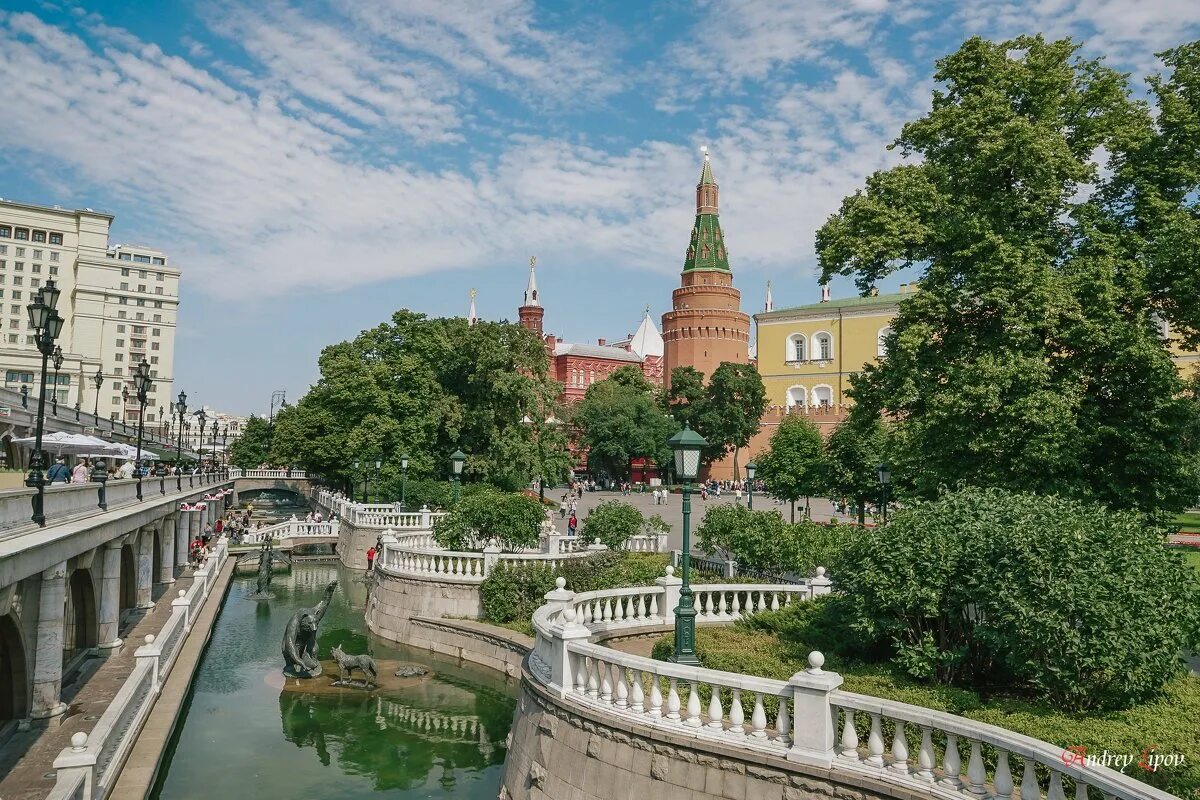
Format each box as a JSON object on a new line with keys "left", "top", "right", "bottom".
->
{"left": 469, "top": 288, "right": 477, "bottom": 300}
{"left": 643, "top": 303, "right": 651, "bottom": 317}
{"left": 530, "top": 256, "right": 536, "bottom": 269}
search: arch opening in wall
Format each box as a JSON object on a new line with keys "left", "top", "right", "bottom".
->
{"left": 813, "top": 332, "right": 833, "bottom": 361}
{"left": 812, "top": 385, "right": 834, "bottom": 407}
{"left": 0, "top": 611, "right": 28, "bottom": 721}
{"left": 785, "top": 385, "right": 807, "bottom": 409}
{"left": 64, "top": 569, "right": 97, "bottom": 665}
{"left": 786, "top": 334, "right": 806, "bottom": 362}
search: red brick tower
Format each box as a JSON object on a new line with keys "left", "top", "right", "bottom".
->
{"left": 661, "top": 151, "right": 751, "bottom": 391}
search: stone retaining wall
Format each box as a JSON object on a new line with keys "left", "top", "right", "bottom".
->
{"left": 337, "top": 519, "right": 375, "bottom": 570}
{"left": 365, "top": 571, "right": 483, "bottom": 642}
{"left": 404, "top": 618, "right": 531, "bottom": 679}
{"left": 502, "top": 665, "right": 909, "bottom": 800}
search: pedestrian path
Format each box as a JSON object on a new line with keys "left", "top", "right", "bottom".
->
{"left": 0, "top": 571, "right": 198, "bottom": 800}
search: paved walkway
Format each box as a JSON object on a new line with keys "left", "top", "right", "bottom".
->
{"left": 0, "top": 573, "right": 197, "bottom": 800}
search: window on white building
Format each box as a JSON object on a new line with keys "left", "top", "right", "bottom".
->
{"left": 49, "top": 252, "right": 58, "bottom": 262}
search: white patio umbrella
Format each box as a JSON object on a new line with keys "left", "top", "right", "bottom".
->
{"left": 12, "top": 431, "right": 127, "bottom": 456}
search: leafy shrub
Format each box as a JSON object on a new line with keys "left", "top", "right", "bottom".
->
{"left": 695, "top": 504, "right": 854, "bottom": 574}
{"left": 838, "top": 487, "right": 1200, "bottom": 711}
{"left": 433, "top": 486, "right": 545, "bottom": 551}
{"left": 646, "top": 514, "right": 672, "bottom": 536}
{"left": 739, "top": 594, "right": 887, "bottom": 662}
{"left": 398, "top": 478, "right": 454, "bottom": 510}
{"left": 581, "top": 500, "right": 644, "bottom": 548}
{"left": 480, "top": 551, "right": 668, "bottom": 624}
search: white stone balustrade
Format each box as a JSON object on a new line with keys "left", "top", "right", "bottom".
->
{"left": 49, "top": 538, "right": 229, "bottom": 800}
{"left": 228, "top": 468, "right": 307, "bottom": 479}
{"left": 238, "top": 519, "right": 338, "bottom": 545}
{"left": 527, "top": 572, "right": 1177, "bottom": 800}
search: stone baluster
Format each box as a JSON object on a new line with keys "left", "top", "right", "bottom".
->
{"left": 648, "top": 675, "right": 663, "bottom": 717}
{"left": 614, "top": 665, "right": 629, "bottom": 708}
{"left": 750, "top": 692, "right": 767, "bottom": 738}
{"left": 890, "top": 720, "right": 909, "bottom": 774}
{"left": 839, "top": 709, "right": 859, "bottom": 759}
{"left": 993, "top": 749, "right": 1014, "bottom": 798}
{"left": 866, "top": 713, "right": 885, "bottom": 766}
{"left": 729, "top": 688, "right": 744, "bottom": 734}
{"left": 666, "top": 678, "right": 681, "bottom": 721}
{"left": 1020, "top": 757, "right": 1040, "bottom": 800}
{"left": 1048, "top": 773, "right": 1067, "bottom": 800}
{"left": 629, "top": 670, "right": 644, "bottom": 712}
{"left": 916, "top": 726, "right": 935, "bottom": 781}
{"left": 967, "top": 739, "right": 988, "bottom": 796}
{"left": 684, "top": 682, "right": 702, "bottom": 727}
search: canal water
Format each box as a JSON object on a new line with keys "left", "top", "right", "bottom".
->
{"left": 151, "top": 563, "right": 517, "bottom": 799}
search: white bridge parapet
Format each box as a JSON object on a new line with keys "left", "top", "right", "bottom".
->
{"left": 527, "top": 570, "right": 1173, "bottom": 800}
{"left": 228, "top": 468, "right": 308, "bottom": 479}
{"left": 238, "top": 518, "right": 339, "bottom": 545}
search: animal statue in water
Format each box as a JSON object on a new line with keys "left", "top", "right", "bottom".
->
{"left": 282, "top": 580, "right": 337, "bottom": 678}
{"left": 331, "top": 645, "right": 378, "bottom": 687}
{"left": 256, "top": 535, "right": 275, "bottom": 595}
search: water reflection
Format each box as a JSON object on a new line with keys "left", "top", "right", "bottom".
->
{"left": 153, "top": 564, "right": 515, "bottom": 799}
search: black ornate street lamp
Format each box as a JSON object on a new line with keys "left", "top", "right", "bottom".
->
{"left": 450, "top": 449, "right": 466, "bottom": 504}
{"left": 746, "top": 461, "right": 757, "bottom": 510}
{"left": 877, "top": 462, "right": 891, "bottom": 526}
{"left": 667, "top": 423, "right": 707, "bottom": 665}
{"left": 400, "top": 453, "right": 410, "bottom": 510}
{"left": 175, "top": 391, "right": 187, "bottom": 490}
{"left": 91, "top": 458, "right": 109, "bottom": 511}
{"left": 362, "top": 458, "right": 380, "bottom": 504}
{"left": 20, "top": 384, "right": 28, "bottom": 410}
{"left": 25, "top": 279, "right": 64, "bottom": 527}
{"left": 121, "top": 385, "right": 129, "bottom": 427}
{"left": 92, "top": 368, "right": 103, "bottom": 418}
{"left": 194, "top": 408, "right": 208, "bottom": 473}
{"left": 133, "top": 359, "right": 152, "bottom": 501}
{"left": 50, "top": 345, "right": 63, "bottom": 415}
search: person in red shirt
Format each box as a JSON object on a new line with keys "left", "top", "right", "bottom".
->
{"left": 366, "top": 546, "right": 376, "bottom": 572}
{"left": 215, "top": 518, "right": 224, "bottom": 534}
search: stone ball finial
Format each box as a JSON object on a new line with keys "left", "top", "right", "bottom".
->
{"left": 178, "top": 589, "right": 186, "bottom": 597}
{"left": 555, "top": 577, "right": 566, "bottom": 589}
{"left": 665, "top": 565, "right": 675, "bottom": 577}
{"left": 145, "top": 634, "right": 155, "bottom": 645}
{"left": 807, "top": 651, "right": 825, "bottom": 673}
{"left": 815, "top": 566, "right": 826, "bottom": 577}
{"left": 489, "top": 538, "right": 498, "bottom": 548}
{"left": 70, "top": 731, "right": 88, "bottom": 751}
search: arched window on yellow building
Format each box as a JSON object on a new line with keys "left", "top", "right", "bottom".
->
{"left": 877, "top": 326, "right": 891, "bottom": 358}
{"left": 786, "top": 333, "right": 806, "bottom": 362}
{"left": 813, "top": 385, "right": 833, "bottom": 407}
{"left": 814, "top": 332, "right": 833, "bottom": 361}
{"left": 786, "top": 385, "right": 807, "bottom": 409}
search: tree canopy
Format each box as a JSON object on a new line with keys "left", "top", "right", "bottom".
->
{"left": 816, "top": 35, "right": 1200, "bottom": 513}
{"left": 268, "top": 311, "right": 570, "bottom": 496}
{"left": 755, "top": 414, "right": 826, "bottom": 521}
{"left": 227, "top": 415, "right": 271, "bottom": 470}
{"left": 574, "top": 365, "right": 675, "bottom": 480}
{"left": 666, "top": 363, "right": 767, "bottom": 477}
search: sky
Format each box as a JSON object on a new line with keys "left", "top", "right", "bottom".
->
{"left": 1, "top": 0, "right": 1198, "bottom": 416}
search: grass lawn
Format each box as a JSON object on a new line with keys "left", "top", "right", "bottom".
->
{"left": 652, "top": 619, "right": 1199, "bottom": 796}
{"left": 1182, "top": 548, "right": 1200, "bottom": 575}
{"left": 1172, "top": 512, "right": 1200, "bottom": 532}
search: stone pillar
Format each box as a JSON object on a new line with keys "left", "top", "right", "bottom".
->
{"left": 810, "top": 566, "right": 832, "bottom": 597}
{"left": 30, "top": 561, "right": 68, "bottom": 718}
{"left": 787, "top": 652, "right": 843, "bottom": 766}
{"left": 158, "top": 517, "right": 176, "bottom": 586}
{"left": 174, "top": 513, "right": 189, "bottom": 574}
{"left": 189, "top": 509, "right": 201, "bottom": 547}
{"left": 97, "top": 540, "right": 124, "bottom": 649}
{"left": 198, "top": 503, "right": 209, "bottom": 537}
{"left": 482, "top": 541, "right": 502, "bottom": 578}
{"left": 135, "top": 529, "right": 154, "bottom": 609}
{"left": 655, "top": 566, "right": 681, "bottom": 625}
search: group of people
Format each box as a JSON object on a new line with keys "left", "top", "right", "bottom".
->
{"left": 42, "top": 456, "right": 209, "bottom": 484}
{"left": 557, "top": 492, "right": 580, "bottom": 535}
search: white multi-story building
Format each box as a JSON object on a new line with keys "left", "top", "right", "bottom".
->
{"left": 0, "top": 199, "right": 180, "bottom": 425}
{"left": 167, "top": 407, "right": 250, "bottom": 455}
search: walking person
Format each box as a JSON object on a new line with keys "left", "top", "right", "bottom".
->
{"left": 71, "top": 458, "right": 90, "bottom": 484}
{"left": 366, "top": 545, "right": 376, "bottom": 572}
{"left": 567, "top": 512, "right": 578, "bottom": 537}
{"left": 559, "top": 496, "right": 567, "bottom": 519}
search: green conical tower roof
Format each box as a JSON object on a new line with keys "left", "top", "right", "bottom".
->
{"left": 683, "top": 151, "right": 730, "bottom": 273}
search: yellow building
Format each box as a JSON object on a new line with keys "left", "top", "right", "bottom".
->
{"left": 756, "top": 285, "right": 1199, "bottom": 411}
{"left": 754, "top": 285, "right": 915, "bottom": 410}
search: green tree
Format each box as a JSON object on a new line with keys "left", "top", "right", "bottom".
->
{"left": 823, "top": 417, "right": 889, "bottom": 524}
{"left": 695, "top": 362, "right": 767, "bottom": 477}
{"left": 665, "top": 366, "right": 706, "bottom": 432}
{"left": 816, "top": 35, "right": 1200, "bottom": 513}
{"left": 755, "top": 415, "right": 826, "bottom": 522}
{"left": 580, "top": 500, "right": 645, "bottom": 549}
{"left": 574, "top": 366, "right": 675, "bottom": 481}
{"left": 432, "top": 486, "right": 546, "bottom": 551}
{"left": 228, "top": 415, "right": 271, "bottom": 470}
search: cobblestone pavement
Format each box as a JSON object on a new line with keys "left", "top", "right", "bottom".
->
{"left": 545, "top": 489, "right": 844, "bottom": 552}
{"left": 0, "top": 571, "right": 197, "bottom": 800}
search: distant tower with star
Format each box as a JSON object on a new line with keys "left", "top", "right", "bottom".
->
{"left": 661, "top": 148, "right": 751, "bottom": 390}
{"left": 518, "top": 256, "right": 544, "bottom": 336}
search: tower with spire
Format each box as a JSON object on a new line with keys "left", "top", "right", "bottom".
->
{"left": 661, "top": 148, "right": 751, "bottom": 391}
{"left": 518, "top": 256, "right": 544, "bottom": 335}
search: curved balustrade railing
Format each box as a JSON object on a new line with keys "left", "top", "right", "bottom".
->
{"left": 527, "top": 571, "right": 1173, "bottom": 800}
{"left": 238, "top": 520, "right": 338, "bottom": 545}
{"left": 228, "top": 468, "right": 308, "bottom": 479}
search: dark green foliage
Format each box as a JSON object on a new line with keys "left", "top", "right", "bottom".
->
{"left": 227, "top": 415, "right": 271, "bottom": 470}
{"left": 695, "top": 504, "right": 855, "bottom": 575}
{"left": 396, "top": 478, "right": 454, "bottom": 510}
{"left": 580, "top": 500, "right": 645, "bottom": 549}
{"left": 755, "top": 415, "right": 826, "bottom": 519}
{"left": 480, "top": 552, "right": 669, "bottom": 624}
{"left": 665, "top": 364, "right": 767, "bottom": 476}
{"left": 432, "top": 487, "right": 545, "bottom": 551}
{"left": 575, "top": 366, "right": 676, "bottom": 480}
{"left": 816, "top": 36, "right": 1200, "bottom": 513}
{"left": 823, "top": 417, "right": 890, "bottom": 524}
{"left": 837, "top": 487, "right": 1200, "bottom": 710}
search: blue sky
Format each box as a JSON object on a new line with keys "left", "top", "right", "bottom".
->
{"left": 1, "top": 0, "right": 1197, "bottom": 415}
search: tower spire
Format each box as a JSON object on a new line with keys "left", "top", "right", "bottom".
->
{"left": 468, "top": 288, "right": 478, "bottom": 326}
{"left": 524, "top": 255, "right": 540, "bottom": 307}
{"left": 765, "top": 280, "right": 774, "bottom": 312}
{"left": 683, "top": 147, "right": 729, "bottom": 273}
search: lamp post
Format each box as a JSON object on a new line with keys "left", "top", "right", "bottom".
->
{"left": 221, "top": 426, "right": 228, "bottom": 465}
{"left": 50, "top": 345, "right": 63, "bottom": 415}
{"left": 20, "top": 384, "right": 28, "bottom": 410}
{"left": 175, "top": 391, "right": 187, "bottom": 490}
{"left": 194, "top": 409, "right": 207, "bottom": 473}
{"left": 400, "top": 453, "right": 409, "bottom": 510}
{"left": 121, "top": 386, "right": 129, "bottom": 426}
{"left": 92, "top": 368, "right": 103, "bottom": 418}
{"left": 210, "top": 424, "right": 220, "bottom": 473}
{"left": 24, "top": 279, "right": 64, "bottom": 527}
{"left": 745, "top": 461, "right": 757, "bottom": 510}
{"left": 362, "top": 459, "right": 381, "bottom": 503}
{"left": 450, "top": 449, "right": 466, "bottom": 504}
{"left": 877, "top": 462, "right": 891, "bottom": 526}
{"left": 133, "top": 359, "right": 152, "bottom": 501}
{"left": 666, "top": 423, "right": 707, "bottom": 665}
